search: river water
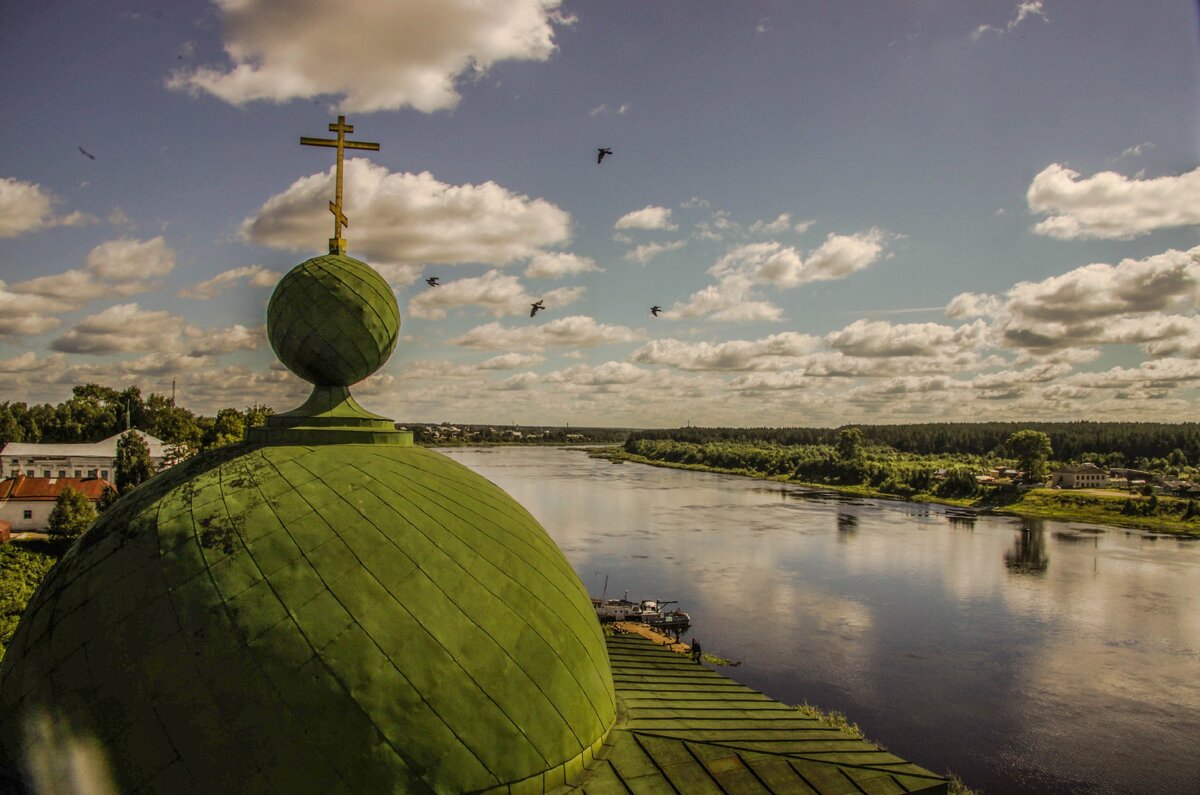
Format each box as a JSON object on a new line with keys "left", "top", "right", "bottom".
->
{"left": 441, "top": 446, "right": 1200, "bottom": 795}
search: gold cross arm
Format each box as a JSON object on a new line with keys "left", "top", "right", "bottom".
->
{"left": 299, "top": 138, "right": 381, "bottom": 152}
{"left": 300, "top": 115, "right": 381, "bottom": 254}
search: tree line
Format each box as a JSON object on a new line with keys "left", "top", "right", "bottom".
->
{"left": 0, "top": 384, "right": 273, "bottom": 452}
{"left": 627, "top": 422, "right": 1199, "bottom": 467}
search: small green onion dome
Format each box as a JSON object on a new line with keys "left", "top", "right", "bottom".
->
{"left": 268, "top": 253, "right": 400, "bottom": 387}
{"left": 0, "top": 254, "right": 616, "bottom": 793}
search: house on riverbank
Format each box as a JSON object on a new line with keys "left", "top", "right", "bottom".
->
{"left": 0, "top": 475, "right": 111, "bottom": 532}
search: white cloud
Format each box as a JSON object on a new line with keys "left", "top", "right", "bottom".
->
{"left": 1027, "top": 164, "right": 1200, "bottom": 240}
{"left": 50, "top": 304, "right": 183, "bottom": 355}
{"left": 748, "top": 213, "right": 794, "bottom": 235}
{"left": 949, "top": 245, "right": 1200, "bottom": 356}
{"left": 0, "top": 352, "right": 66, "bottom": 374}
{"left": 0, "top": 177, "right": 91, "bottom": 238}
{"left": 524, "top": 252, "right": 601, "bottom": 279}
{"left": 824, "top": 319, "right": 989, "bottom": 358}
{"left": 407, "top": 269, "right": 583, "bottom": 319}
{"left": 666, "top": 278, "right": 783, "bottom": 323}
{"left": 630, "top": 333, "right": 819, "bottom": 372}
{"left": 614, "top": 205, "right": 677, "bottom": 231}
{"left": 946, "top": 292, "right": 1002, "bottom": 319}
{"left": 712, "top": 232, "right": 886, "bottom": 288}
{"left": 544, "top": 361, "right": 648, "bottom": 386}
{"left": 972, "top": 0, "right": 1047, "bottom": 40}
{"left": 1, "top": 237, "right": 178, "bottom": 336}
{"left": 178, "top": 265, "right": 280, "bottom": 299}
{"left": 477, "top": 352, "right": 545, "bottom": 370}
{"left": 244, "top": 160, "right": 572, "bottom": 268}
{"left": 86, "top": 237, "right": 175, "bottom": 282}
{"left": 168, "top": 0, "right": 570, "bottom": 113}
{"left": 624, "top": 240, "right": 685, "bottom": 264}
{"left": 589, "top": 103, "right": 629, "bottom": 116}
{"left": 49, "top": 303, "right": 264, "bottom": 359}
{"left": 450, "top": 315, "right": 638, "bottom": 351}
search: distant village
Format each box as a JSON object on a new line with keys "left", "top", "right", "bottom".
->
{"left": 3, "top": 422, "right": 1198, "bottom": 540}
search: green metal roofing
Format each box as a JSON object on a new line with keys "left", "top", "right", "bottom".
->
{"left": 267, "top": 253, "right": 400, "bottom": 387}
{"left": 573, "top": 635, "right": 948, "bottom": 795}
{"left": 0, "top": 442, "right": 616, "bottom": 793}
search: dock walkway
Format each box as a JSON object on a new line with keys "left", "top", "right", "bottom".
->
{"left": 567, "top": 634, "right": 948, "bottom": 794}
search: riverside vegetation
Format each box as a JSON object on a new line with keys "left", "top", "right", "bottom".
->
{"left": 606, "top": 423, "right": 1200, "bottom": 535}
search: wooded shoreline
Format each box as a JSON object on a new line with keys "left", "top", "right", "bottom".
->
{"left": 591, "top": 447, "right": 1200, "bottom": 537}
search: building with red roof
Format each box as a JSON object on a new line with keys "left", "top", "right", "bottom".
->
{"left": 0, "top": 475, "right": 112, "bottom": 533}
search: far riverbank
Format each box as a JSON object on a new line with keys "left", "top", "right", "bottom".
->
{"left": 591, "top": 446, "right": 1200, "bottom": 536}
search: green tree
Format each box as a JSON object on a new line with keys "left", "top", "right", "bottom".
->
{"left": 1167, "top": 448, "right": 1188, "bottom": 469}
{"left": 48, "top": 486, "right": 96, "bottom": 537}
{"left": 116, "top": 431, "right": 154, "bottom": 493}
{"left": 835, "top": 427, "right": 864, "bottom": 461}
{"left": 204, "top": 408, "right": 246, "bottom": 449}
{"left": 0, "top": 404, "right": 22, "bottom": 447}
{"left": 97, "top": 484, "right": 120, "bottom": 513}
{"left": 1006, "top": 429, "right": 1053, "bottom": 481}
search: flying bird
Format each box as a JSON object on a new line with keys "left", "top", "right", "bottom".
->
{"left": 78, "top": 146, "right": 95, "bottom": 160}
{"left": 530, "top": 300, "right": 545, "bottom": 317}
{"left": 651, "top": 306, "right": 662, "bottom": 317}
{"left": 426, "top": 277, "right": 440, "bottom": 287}
{"left": 596, "top": 147, "right": 613, "bottom": 164}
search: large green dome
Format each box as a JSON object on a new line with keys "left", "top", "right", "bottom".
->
{"left": 0, "top": 441, "right": 616, "bottom": 792}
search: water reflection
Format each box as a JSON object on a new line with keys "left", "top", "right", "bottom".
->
{"left": 1005, "top": 521, "right": 1049, "bottom": 574}
{"left": 442, "top": 447, "right": 1200, "bottom": 795}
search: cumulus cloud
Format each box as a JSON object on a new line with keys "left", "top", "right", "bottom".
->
{"left": 624, "top": 240, "right": 686, "bottom": 265}
{"left": 243, "top": 160, "right": 572, "bottom": 268}
{"left": 450, "top": 315, "right": 638, "bottom": 351}
{"left": 712, "top": 232, "right": 886, "bottom": 288}
{"left": 0, "top": 178, "right": 92, "bottom": 238}
{"left": 51, "top": 304, "right": 183, "bottom": 355}
{"left": 1027, "top": 164, "right": 1200, "bottom": 240}
{"left": 544, "top": 361, "right": 648, "bottom": 386}
{"left": 972, "top": 0, "right": 1047, "bottom": 40}
{"left": 748, "top": 213, "right": 802, "bottom": 235}
{"left": 167, "top": 0, "right": 570, "bottom": 113}
{"left": 49, "top": 303, "right": 264, "bottom": 358}
{"left": 630, "top": 333, "right": 819, "bottom": 371}
{"left": 949, "top": 245, "right": 1200, "bottom": 356}
{"left": 524, "top": 252, "right": 601, "bottom": 279}
{"left": 477, "top": 352, "right": 545, "bottom": 370}
{"left": 407, "top": 269, "right": 583, "bottom": 319}
{"left": 178, "top": 265, "right": 280, "bottom": 299}
{"left": 666, "top": 279, "right": 783, "bottom": 323}
{"left": 614, "top": 205, "right": 677, "bottom": 231}
{"left": 0, "top": 237, "right": 178, "bottom": 336}
{"left": 825, "top": 319, "right": 989, "bottom": 358}
{"left": 668, "top": 231, "right": 888, "bottom": 323}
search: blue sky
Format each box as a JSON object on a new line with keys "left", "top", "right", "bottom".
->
{"left": 2, "top": 1, "right": 1199, "bottom": 427}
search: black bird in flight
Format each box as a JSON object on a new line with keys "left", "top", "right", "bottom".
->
{"left": 78, "top": 146, "right": 95, "bottom": 160}
{"left": 596, "top": 147, "right": 613, "bottom": 164}
{"left": 530, "top": 300, "right": 545, "bottom": 317}
{"left": 651, "top": 306, "right": 662, "bottom": 317}
{"left": 426, "top": 277, "right": 440, "bottom": 287}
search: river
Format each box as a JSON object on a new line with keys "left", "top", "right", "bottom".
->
{"left": 440, "top": 446, "right": 1200, "bottom": 795}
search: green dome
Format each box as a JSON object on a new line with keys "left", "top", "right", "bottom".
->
{"left": 0, "top": 443, "right": 616, "bottom": 792}
{"left": 268, "top": 254, "right": 400, "bottom": 386}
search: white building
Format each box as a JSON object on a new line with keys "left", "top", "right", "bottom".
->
{"left": 0, "top": 475, "right": 111, "bottom": 532}
{"left": 2, "top": 431, "right": 166, "bottom": 483}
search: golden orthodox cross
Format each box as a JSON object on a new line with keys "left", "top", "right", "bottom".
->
{"left": 300, "top": 116, "right": 380, "bottom": 254}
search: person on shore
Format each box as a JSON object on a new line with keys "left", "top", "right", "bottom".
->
{"left": 691, "top": 640, "right": 702, "bottom": 662}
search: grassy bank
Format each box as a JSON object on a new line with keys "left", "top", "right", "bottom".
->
{"left": 595, "top": 447, "right": 1200, "bottom": 536}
